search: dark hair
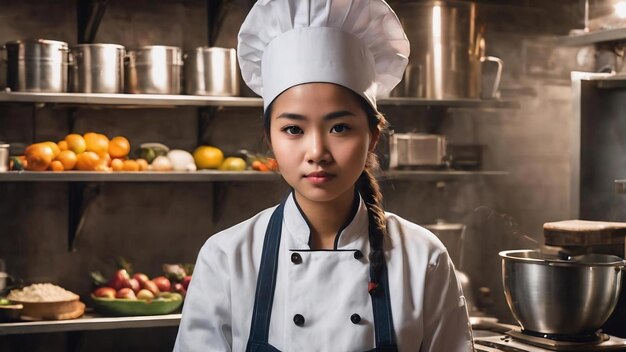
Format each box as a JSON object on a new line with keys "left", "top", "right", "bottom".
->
{"left": 263, "top": 89, "right": 389, "bottom": 286}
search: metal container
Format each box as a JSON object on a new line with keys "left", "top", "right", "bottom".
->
{"left": 0, "top": 144, "right": 9, "bottom": 172}
{"left": 389, "top": 133, "right": 446, "bottom": 169}
{"left": 185, "top": 47, "right": 239, "bottom": 96}
{"left": 4, "top": 39, "right": 69, "bottom": 92}
{"left": 71, "top": 44, "right": 125, "bottom": 93}
{"left": 424, "top": 220, "right": 466, "bottom": 266}
{"left": 500, "top": 249, "right": 625, "bottom": 335}
{"left": 125, "top": 46, "right": 182, "bottom": 94}
{"left": 391, "top": 1, "right": 502, "bottom": 99}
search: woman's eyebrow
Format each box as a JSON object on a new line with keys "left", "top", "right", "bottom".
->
{"left": 276, "top": 111, "right": 356, "bottom": 121}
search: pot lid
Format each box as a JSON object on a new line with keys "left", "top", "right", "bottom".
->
{"left": 424, "top": 219, "right": 465, "bottom": 231}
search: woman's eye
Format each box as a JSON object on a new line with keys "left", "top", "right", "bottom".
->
{"left": 331, "top": 124, "right": 350, "bottom": 133}
{"left": 282, "top": 125, "right": 303, "bottom": 135}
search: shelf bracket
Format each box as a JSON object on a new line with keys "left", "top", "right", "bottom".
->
{"left": 68, "top": 182, "right": 101, "bottom": 252}
{"left": 197, "top": 106, "right": 221, "bottom": 146}
{"left": 77, "top": 0, "right": 110, "bottom": 44}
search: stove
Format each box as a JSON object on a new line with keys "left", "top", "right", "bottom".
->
{"left": 473, "top": 328, "right": 626, "bottom": 351}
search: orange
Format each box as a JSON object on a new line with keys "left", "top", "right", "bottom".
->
{"left": 193, "top": 146, "right": 224, "bottom": 169}
{"left": 136, "top": 159, "right": 148, "bottom": 171}
{"left": 109, "top": 136, "right": 130, "bottom": 159}
{"left": 25, "top": 143, "right": 54, "bottom": 171}
{"left": 122, "top": 159, "right": 140, "bottom": 172}
{"left": 76, "top": 151, "right": 101, "bottom": 171}
{"left": 55, "top": 150, "right": 77, "bottom": 171}
{"left": 49, "top": 160, "right": 64, "bottom": 172}
{"left": 65, "top": 134, "right": 87, "bottom": 154}
{"left": 111, "top": 158, "right": 124, "bottom": 171}
{"left": 58, "top": 140, "right": 68, "bottom": 151}
{"left": 43, "top": 141, "right": 61, "bottom": 159}
{"left": 98, "top": 152, "right": 111, "bottom": 167}
{"left": 84, "top": 132, "right": 109, "bottom": 155}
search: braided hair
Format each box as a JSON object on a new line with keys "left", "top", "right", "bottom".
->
{"left": 263, "top": 90, "right": 389, "bottom": 286}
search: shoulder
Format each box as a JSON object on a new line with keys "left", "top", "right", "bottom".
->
{"left": 384, "top": 212, "right": 447, "bottom": 264}
{"left": 198, "top": 204, "right": 278, "bottom": 256}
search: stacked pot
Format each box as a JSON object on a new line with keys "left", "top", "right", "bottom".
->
{"left": 2, "top": 39, "right": 240, "bottom": 96}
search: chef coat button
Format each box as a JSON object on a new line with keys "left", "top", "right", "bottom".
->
{"left": 350, "top": 313, "right": 361, "bottom": 324}
{"left": 353, "top": 250, "right": 363, "bottom": 260}
{"left": 291, "top": 253, "right": 302, "bottom": 264}
{"left": 293, "top": 314, "right": 305, "bottom": 326}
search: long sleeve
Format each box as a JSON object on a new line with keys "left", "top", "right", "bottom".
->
{"left": 174, "top": 241, "right": 232, "bottom": 352}
{"left": 420, "top": 251, "right": 474, "bottom": 352}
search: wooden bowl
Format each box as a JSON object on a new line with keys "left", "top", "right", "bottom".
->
{"left": 10, "top": 299, "right": 85, "bottom": 320}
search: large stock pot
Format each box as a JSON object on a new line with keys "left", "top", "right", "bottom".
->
{"left": 71, "top": 44, "right": 125, "bottom": 93}
{"left": 4, "top": 39, "right": 69, "bottom": 92}
{"left": 125, "top": 45, "right": 183, "bottom": 94}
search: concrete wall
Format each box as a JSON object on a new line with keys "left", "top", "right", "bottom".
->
{"left": 0, "top": 0, "right": 592, "bottom": 350}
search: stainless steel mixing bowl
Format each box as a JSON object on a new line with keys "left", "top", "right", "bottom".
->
{"left": 500, "top": 249, "right": 625, "bottom": 335}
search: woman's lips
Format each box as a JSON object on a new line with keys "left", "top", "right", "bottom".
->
{"left": 304, "top": 171, "right": 335, "bottom": 184}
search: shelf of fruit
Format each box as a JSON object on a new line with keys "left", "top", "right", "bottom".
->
{"left": 0, "top": 91, "right": 520, "bottom": 109}
{"left": 2, "top": 133, "right": 508, "bottom": 182}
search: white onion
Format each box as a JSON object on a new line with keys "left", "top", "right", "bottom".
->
{"left": 167, "top": 149, "right": 195, "bottom": 171}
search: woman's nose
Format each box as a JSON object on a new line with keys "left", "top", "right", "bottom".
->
{"left": 305, "top": 132, "right": 331, "bottom": 164}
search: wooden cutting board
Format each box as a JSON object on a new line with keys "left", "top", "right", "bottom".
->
{"left": 544, "top": 220, "right": 626, "bottom": 246}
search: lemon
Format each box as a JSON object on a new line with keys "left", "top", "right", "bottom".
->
{"left": 193, "top": 146, "right": 224, "bottom": 169}
{"left": 219, "top": 157, "right": 247, "bottom": 171}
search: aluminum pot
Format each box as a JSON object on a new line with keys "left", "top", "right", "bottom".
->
{"left": 500, "top": 249, "right": 625, "bottom": 335}
{"left": 71, "top": 44, "right": 125, "bottom": 93}
{"left": 185, "top": 47, "right": 239, "bottom": 96}
{"left": 125, "top": 45, "right": 182, "bottom": 94}
{"left": 390, "top": 1, "right": 502, "bottom": 99}
{"left": 4, "top": 39, "right": 69, "bottom": 92}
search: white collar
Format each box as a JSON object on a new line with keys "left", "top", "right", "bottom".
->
{"left": 282, "top": 192, "right": 370, "bottom": 251}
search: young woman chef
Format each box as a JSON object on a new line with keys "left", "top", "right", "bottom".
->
{"left": 175, "top": 0, "right": 474, "bottom": 351}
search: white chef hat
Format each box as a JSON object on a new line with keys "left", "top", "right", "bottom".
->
{"left": 237, "top": 0, "right": 410, "bottom": 110}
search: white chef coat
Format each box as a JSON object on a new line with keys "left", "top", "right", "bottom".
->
{"left": 174, "top": 193, "right": 474, "bottom": 352}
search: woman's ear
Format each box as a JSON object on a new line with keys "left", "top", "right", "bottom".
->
{"left": 369, "top": 129, "right": 380, "bottom": 152}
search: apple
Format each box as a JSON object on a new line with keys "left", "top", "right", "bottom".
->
{"left": 116, "top": 287, "right": 137, "bottom": 299}
{"left": 172, "top": 282, "right": 187, "bottom": 297}
{"left": 136, "top": 289, "right": 155, "bottom": 300}
{"left": 132, "top": 273, "right": 150, "bottom": 285}
{"left": 124, "top": 278, "right": 141, "bottom": 293}
{"left": 141, "top": 280, "right": 160, "bottom": 296}
{"left": 152, "top": 276, "right": 171, "bottom": 292}
{"left": 182, "top": 275, "right": 192, "bottom": 291}
{"left": 108, "top": 269, "right": 130, "bottom": 291}
{"left": 93, "top": 286, "right": 116, "bottom": 299}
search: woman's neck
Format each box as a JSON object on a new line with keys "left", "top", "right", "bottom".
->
{"left": 294, "top": 188, "right": 356, "bottom": 250}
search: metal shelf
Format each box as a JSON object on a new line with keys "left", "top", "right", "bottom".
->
{"left": 0, "top": 313, "right": 180, "bottom": 335}
{"left": 0, "top": 92, "right": 519, "bottom": 109}
{"left": 0, "top": 170, "right": 508, "bottom": 182}
{"left": 554, "top": 28, "right": 626, "bottom": 46}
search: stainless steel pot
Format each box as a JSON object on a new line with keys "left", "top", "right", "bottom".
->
{"left": 71, "top": 44, "right": 125, "bottom": 93}
{"left": 4, "top": 39, "right": 69, "bottom": 92}
{"left": 500, "top": 249, "right": 625, "bottom": 335}
{"left": 391, "top": 1, "right": 502, "bottom": 99}
{"left": 125, "top": 45, "right": 182, "bottom": 94}
{"left": 0, "top": 144, "right": 9, "bottom": 172}
{"left": 424, "top": 219, "right": 466, "bottom": 266}
{"left": 185, "top": 47, "right": 239, "bottom": 96}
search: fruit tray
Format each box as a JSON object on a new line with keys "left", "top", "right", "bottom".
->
{"left": 91, "top": 294, "right": 183, "bottom": 316}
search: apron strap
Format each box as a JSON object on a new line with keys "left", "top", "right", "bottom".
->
{"left": 247, "top": 202, "right": 285, "bottom": 347}
{"left": 371, "top": 264, "right": 398, "bottom": 350}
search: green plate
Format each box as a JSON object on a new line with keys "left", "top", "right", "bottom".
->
{"left": 91, "top": 294, "right": 183, "bottom": 316}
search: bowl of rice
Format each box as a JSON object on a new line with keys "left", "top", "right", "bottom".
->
{"left": 8, "top": 283, "right": 84, "bottom": 320}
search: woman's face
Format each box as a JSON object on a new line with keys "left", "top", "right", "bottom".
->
{"left": 269, "top": 83, "right": 378, "bottom": 204}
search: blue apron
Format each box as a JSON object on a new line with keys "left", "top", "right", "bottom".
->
{"left": 246, "top": 202, "right": 398, "bottom": 352}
